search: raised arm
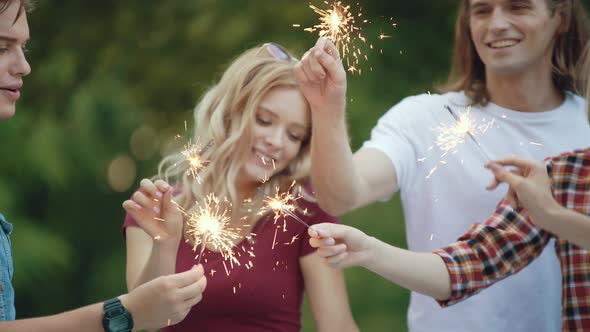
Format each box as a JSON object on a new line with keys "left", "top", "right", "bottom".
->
{"left": 122, "top": 179, "right": 184, "bottom": 290}
{"left": 300, "top": 253, "right": 359, "bottom": 332}
{"left": 294, "top": 38, "right": 398, "bottom": 216}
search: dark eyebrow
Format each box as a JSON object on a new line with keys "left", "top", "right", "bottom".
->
{"left": 0, "top": 35, "right": 28, "bottom": 43}
{"left": 471, "top": 2, "right": 487, "bottom": 9}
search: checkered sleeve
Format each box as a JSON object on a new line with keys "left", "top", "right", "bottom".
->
{"left": 433, "top": 200, "right": 552, "bottom": 307}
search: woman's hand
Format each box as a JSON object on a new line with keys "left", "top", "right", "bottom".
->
{"left": 308, "top": 223, "right": 374, "bottom": 269}
{"left": 486, "top": 157, "right": 561, "bottom": 228}
{"left": 123, "top": 179, "right": 184, "bottom": 244}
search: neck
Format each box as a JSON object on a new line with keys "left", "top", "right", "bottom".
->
{"left": 485, "top": 66, "right": 564, "bottom": 112}
{"left": 235, "top": 179, "right": 258, "bottom": 203}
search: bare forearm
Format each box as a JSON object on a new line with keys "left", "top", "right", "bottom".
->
{"left": 131, "top": 242, "right": 177, "bottom": 290}
{"left": 0, "top": 303, "right": 105, "bottom": 332}
{"left": 542, "top": 206, "right": 590, "bottom": 249}
{"left": 363, "top": 237, "right": 451, "bottom": 300}
{"left": 311, "top": 111, "right": 363, "bottom": 216}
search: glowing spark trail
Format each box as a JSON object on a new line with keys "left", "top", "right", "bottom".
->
{"left": 180, "top": 139, "right": 214, "bottom": 183}
{"left": 258, "top": 184, "right": 310, "bottom": 229}
{"left": 438, "top": 106, "right": 493, "bottom": 162}
{"left": 302, "top": 1, "right": 369, "bottom": 73}
{"left": 177, "top": 194, "right": 242, "bottom": 266}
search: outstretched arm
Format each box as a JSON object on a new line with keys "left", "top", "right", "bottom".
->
{"left": 294, "top": 38, "right": 398, "bottom": 216}
{"left": 309, "top": 200, "right": 552, "bottom": 305}
{"left": 0, "top": 266, "right": 206, "bottom": 332}
{"left": 308, "top": 223, "right": 451, "bottom": 300}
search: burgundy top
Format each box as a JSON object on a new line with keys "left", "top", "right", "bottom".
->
{"left": 123, "top": 195, "right": 338, "bottom": 332}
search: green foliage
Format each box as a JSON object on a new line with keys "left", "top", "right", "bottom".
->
{"left": 2, "top": 0, "right": 552, "bottom": 330}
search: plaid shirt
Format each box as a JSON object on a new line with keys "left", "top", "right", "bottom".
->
{"left": 434, "top": 148, "right": 590, "bottom": 331}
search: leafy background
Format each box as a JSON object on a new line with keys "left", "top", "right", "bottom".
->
{"left": 2, "top": 0, "right": 581, "bottom": 331}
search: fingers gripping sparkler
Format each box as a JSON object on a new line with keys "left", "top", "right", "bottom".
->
{"left": 303, "top": 1, "right": 367, "bottom": 73}
{"left": 298, "top": 1, "right": 398, "bottom": 74}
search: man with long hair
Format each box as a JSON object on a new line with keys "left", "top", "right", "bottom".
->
{"left": 295, "top": 0, "right": 590, "bottom": 331}
{"left": 0, "top": 1, "right": 207, "bottom": 331}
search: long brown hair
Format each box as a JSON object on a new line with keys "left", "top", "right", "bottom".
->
{"left": 579, "top": 42, "right": 590, "bottom": 121}
{"left": 0, "top": 0, "right": 34, "bottom": 21}
{"left": 437, "top": 0, "right": 589, "bottom": 105}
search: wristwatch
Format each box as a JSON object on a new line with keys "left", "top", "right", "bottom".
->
{"left": 102, "top": 297, "right": 134, "bottom": 332}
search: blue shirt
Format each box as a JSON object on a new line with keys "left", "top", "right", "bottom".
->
{"left": 0, "top": 213, "right": 15, "bottom": 320}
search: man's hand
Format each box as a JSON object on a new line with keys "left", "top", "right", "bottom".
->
{"left": 294, "top": 37, "right": 347, "bottom": 115}
{"left": 120, "top": 265, "right": 207, "bottom": 330}
{"left": 308, "top": 223, "right": 374, "bottom": 269}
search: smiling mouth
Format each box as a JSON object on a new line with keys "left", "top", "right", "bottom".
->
{"left": 487, "top": 40, "right": 519, "bottom": 49}
{"left": 255, "top": 151, "right": 276, "bottom": 169}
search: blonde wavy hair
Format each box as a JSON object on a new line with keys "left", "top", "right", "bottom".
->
{"left": 157, "top": 44, "right": 311, "bottom": 220}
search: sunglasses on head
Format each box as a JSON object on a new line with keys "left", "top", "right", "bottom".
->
{"left": 261, "top": 42, "right": 293, "bottom": 61}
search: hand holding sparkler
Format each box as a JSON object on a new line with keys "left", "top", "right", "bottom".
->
{"left": 485, "top": 157, "right": 558, "bottom": 226}
{"left": 295, "top": 37, "right": 347, "bottom": 114}
{"left": 308, "top": 223, "right": 372, "bottom": 269}
{"left": 123, "top": 179, "right": 184, "bottom": 243}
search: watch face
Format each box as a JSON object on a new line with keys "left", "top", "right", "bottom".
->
{"left": 108, "top": 315, "right": 130, "bottom": 331}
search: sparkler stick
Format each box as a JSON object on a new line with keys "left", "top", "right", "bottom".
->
{"left": 444, "top": 105, "right": 492, "bottom": 162}
{"left": 196, "top": 235, "right": 208, "bottom": 265}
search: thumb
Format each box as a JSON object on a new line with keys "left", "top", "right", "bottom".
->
{"left": 488, "top": 162, "right": 523, "bottom": 188}
{"left": 310, "top": 223, "right": 351, "bottom": 240}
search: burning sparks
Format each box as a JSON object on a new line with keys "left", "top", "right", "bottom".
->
{"left": 419, "top": 105, "right": 497, "bottom": 179}
{"left": 299, "top": 1, "right": 395, "bottom": 74}
{"left": 258, "top": 182, "right": 310, "bottom": 229}
{"left": 179, "top": 193, "right": 242, "bottom": 266}
{"left": 180, "top": 139, "right": 214, "bottom": 183}
{"left": 435, "top": 106, "right": 494, "bottom": 161}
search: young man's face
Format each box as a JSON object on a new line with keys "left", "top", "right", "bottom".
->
{"left": 0, "top": 1, "right": 30, "bottom": 120}
{"left": 469, "top": 0, "right": 562, "bottom": 76}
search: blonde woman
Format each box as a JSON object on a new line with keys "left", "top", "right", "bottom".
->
{"left": 122, "top": 43, "right": 358, "bottom": 332}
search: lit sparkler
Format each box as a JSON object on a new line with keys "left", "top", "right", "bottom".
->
{"left": 181, "top": 139, "right": 214, "bottom": 183}
{"left": 258, "top": 183, "right": 310, "bottom": 228}
{"left": 301, "top": 1, "right": 369, "bottom": 73}
{"left": 436, "top": 106, "right": 493, "bottom": 161}
{"left": 178, "top": 193, "right": 242, "bottom": 265}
